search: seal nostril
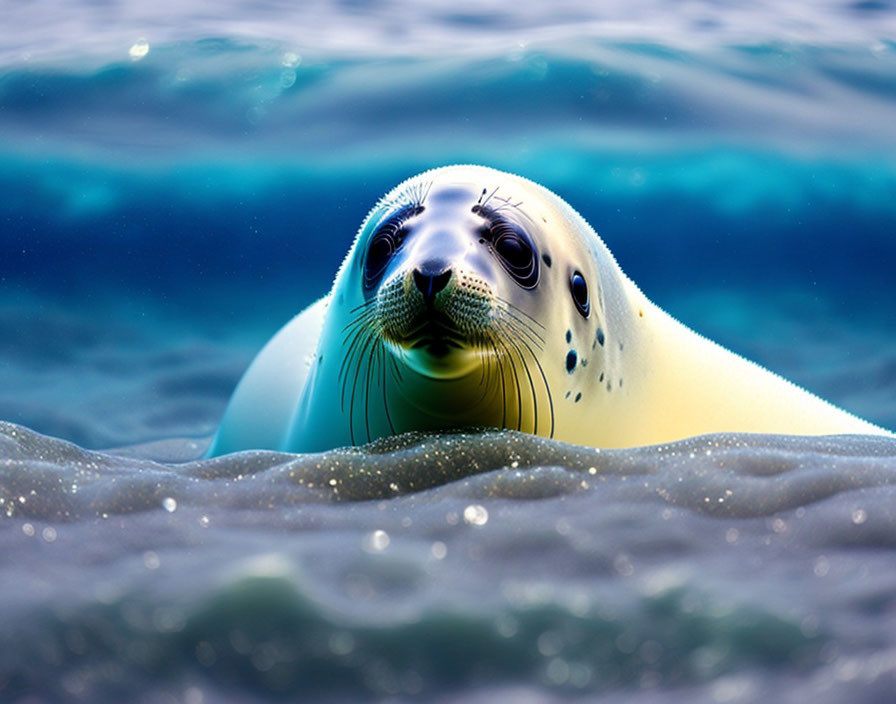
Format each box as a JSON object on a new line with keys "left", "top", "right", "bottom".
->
{"left": 413, "top": 266, "right": 452, "bottom": 304}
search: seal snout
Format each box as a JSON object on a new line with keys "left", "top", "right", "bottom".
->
{"left": 412, "top": 260, "right": 452, "bottom": 306}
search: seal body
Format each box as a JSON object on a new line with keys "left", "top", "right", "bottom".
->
{"left": 207, "top": 165, "right": 892, "bottom": 456}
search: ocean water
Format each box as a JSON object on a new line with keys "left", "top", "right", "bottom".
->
{"left": 2, "top": 1, "right": 896, "bottom": 702}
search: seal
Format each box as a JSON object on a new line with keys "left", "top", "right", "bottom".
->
{"left": 206, "top": 165, "right": 893, "bottom": 456}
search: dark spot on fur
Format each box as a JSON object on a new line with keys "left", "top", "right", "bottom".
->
{"left": 599, "top": 372, "right": 604, "bottom": 382}
{"left": 566, "top": 351, "right": 577, "bottom": 373}
{"left": 581, "top": 358, "right": 588, "bottom": 367}
{"left": 566, "top": 330, "right": 571, "bottom": 344}
{"left": 565, "top": 391, "right": 571, "bottom": 399}
{"left": 606, "top": 380, "right": 612, "bottom": 392}
{"left": 542, "top": 253, "right": 552, "bottom": 267}
{"left": 619, "top": 378, "right": 623, "bottom": 388}
{"left": 575, "top": 392, "right": 582, "bottom": 403}
{"left": 597, "top": 328, "right": 605, "bottom": 347}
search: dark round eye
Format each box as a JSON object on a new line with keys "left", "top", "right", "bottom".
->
{"left": 363, "top": 232, "right": 397, "bottom": 288}
{"left": 362, "top": 205, "right": 422, "bottom": 292}
{"left": 570, "top": 271, "right": 590, "bottom": 317}
{"left": 484, "top": 221, "right": 538, "bottom": 289}
{"left": 493, "top": 233, "right": 528, "bottom": 268}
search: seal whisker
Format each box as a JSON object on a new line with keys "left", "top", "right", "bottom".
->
{"left": 342, "top": 307, "right": 376, "bottom": 334}
{"left": 379, "top": 342, "right": 396, "bottom": 435}
{"left": 485, "top": 333, "right": 507, "bottom": 430}
{"left": 516, "top": 333, "right": 555, "bottom": 438}
{"left": 363, "top": 335, "right": 379, "bottom": 443}
{"left": 499, "top": 323, "right": 540, "bottom": 435}
{"left": 493, "top": 334, "right": 523, "bottom": 431}
{"left": 338, "top": 328, "right": 364, "bottom": 407}
{"left": 348, "top": 331, "right": 378, "bottom": 446}
{"left": 340, "top": 326, "right": 371, "bottom": 419}
{"left": 494, "top": 308, "right": 544, "bottom": 349}
{"left": 347, "top": 299, "right": 377, "bottom": 316}
{"left": 339, "top": 322, "right": 372, "bottom": 392}
{"left": 476, "top": 332, "right": 491, "bottom": 387}
{"left": 494, "top": 295, "right": 545, "bottom": 331}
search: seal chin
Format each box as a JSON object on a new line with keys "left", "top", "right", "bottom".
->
{"left": 392, "top": 315, "right": 483, "bottom": 379}
{"left": 402, "top": 344, "right": 481, "bottom": 379}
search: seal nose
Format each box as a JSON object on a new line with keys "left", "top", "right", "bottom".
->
{"left": 412, "top": 261, "right": 452, "bottom": 306}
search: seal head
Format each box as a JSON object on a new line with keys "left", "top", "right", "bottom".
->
{"left": 318, "top": 169, "right": 602, "bottom": 448}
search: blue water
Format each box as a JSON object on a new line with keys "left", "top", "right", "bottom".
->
{"left": 2, "top": 2, "right": 896, "bottom": 702}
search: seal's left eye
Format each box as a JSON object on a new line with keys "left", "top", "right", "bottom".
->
{"left": 570, "top": 271, "right": 590, "bottom": 318}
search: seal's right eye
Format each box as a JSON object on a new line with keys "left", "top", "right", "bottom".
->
{"left": 362, "top": 205, "right": 422, "bottom": 291}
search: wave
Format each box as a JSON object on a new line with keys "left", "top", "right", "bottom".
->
{"left": 3, "top": 422, "right": 896, "bottom": 702}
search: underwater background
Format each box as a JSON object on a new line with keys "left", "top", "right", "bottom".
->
{"left": 2, "top": 1, "right": 896, "bottom": 702}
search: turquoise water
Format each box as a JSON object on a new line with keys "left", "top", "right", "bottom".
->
{"left": 2, "top": 2, "right": 896, "bottom": 702}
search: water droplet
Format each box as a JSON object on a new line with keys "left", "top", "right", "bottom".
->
{"left": 279, "top": 69, "right": 296, "bottom": 89}
{"left": 431, "top": 541, "right": 447, "bottom": 559}
{"left": 129, "top": 39, "right": 150, "bottom": 61}
{"left": 538, "top": 630, "right": 563, "bottom": 656}
{"left": 281, "top": 51, "right": 302, "bottom": 68}
{"left": 463, "top": 504, "right": 488, "bottom": 526}
{"left": 364, "top": 529, "right": 390, "bottom": 552}
{"left": 545, "top": 657, "right": 570, "bottom": 685}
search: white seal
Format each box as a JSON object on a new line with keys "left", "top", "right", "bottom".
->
{"left": 207, "top": 165, "right": 892, "bottom": 455}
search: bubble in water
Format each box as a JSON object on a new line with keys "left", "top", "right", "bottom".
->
{"left": 143, "top": 551, "right": 160, "bottom": 570}
{"left": 364, "top": 529, "right": 390, "bottom": 552}
{"left": 545, "top": 657, "right": 570, "bottom": 685}
{"left": 852, "top": 508, "right": 868, "bottom": 525}
{"left": 129, "top": 39, "right": 149, "bottom": 61}
{"left": 162, "top": 497, "right": 177, "bottom": 513}
{"left": 463, "top": 504, "right": 488, "bottom": 526}
{"left": 279, "top": 70, "right": 296, "bottom": 89}
{"left": 431, "top": 541, "right": 447, "bottom": 559}
{"left": 42, "top": 526, "right": 57, "bottom": 543}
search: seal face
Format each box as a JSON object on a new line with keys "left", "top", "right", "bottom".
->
{"left": 206, "top": 165, "right": 893, "bottom": 457}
